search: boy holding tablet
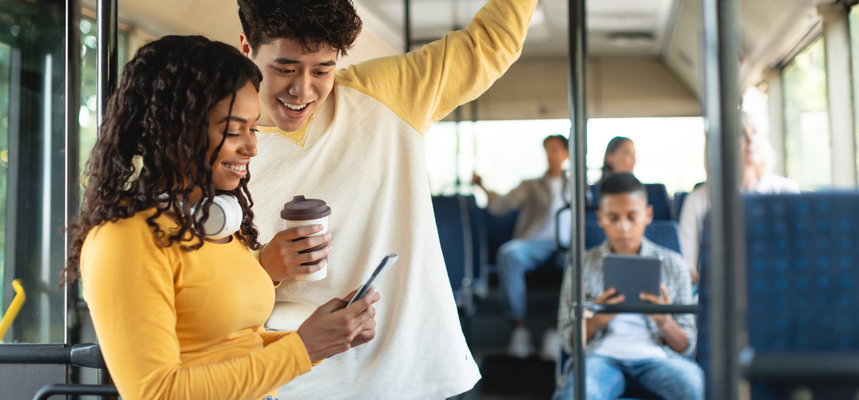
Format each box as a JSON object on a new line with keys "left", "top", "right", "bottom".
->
{"left": 556, "top": 173, "right": 702, "bottom": 400}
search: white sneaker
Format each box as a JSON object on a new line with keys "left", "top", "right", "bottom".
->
{"left": 539, "top": 328, "right": 560, "bottom": 362}
{"left": 507, "top": 326, "right": 534, "bottom": 358}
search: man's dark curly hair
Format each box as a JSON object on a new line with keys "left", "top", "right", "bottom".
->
{"left": 63, "top": 35, "right": 264, "bottom": 283}
{"left": 238, "top": 0, "right": 362, "bottom": 55}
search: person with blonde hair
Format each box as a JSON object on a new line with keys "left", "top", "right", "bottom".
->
{"left": 679, "top": 113, "right": 799, "bottom": 283}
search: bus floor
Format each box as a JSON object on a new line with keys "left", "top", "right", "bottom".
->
{"left": 454, "top": 268, "right": 563, "bottom": 400}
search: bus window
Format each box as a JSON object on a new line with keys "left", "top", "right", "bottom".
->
{"left": 426, "top": 117, "right": 706, "bottom": 204}
{"left": 0, "top": 0, "right": 68, "bottom": 344}
{"left": 78, "top": 15, "right": 128, "bottom": 194}
{"left": 426, "top": 119, "right": 571, "bottom": 205}
{"left": 783, "top": 37, "right": 832, "bottom": 190}
{"left": 586, "top": 117, "right": 706, "bottom": 195}
{"left": 849, "top": 6, "right": 859, "bottom": 173}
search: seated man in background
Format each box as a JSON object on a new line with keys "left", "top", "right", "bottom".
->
{"left": 472, "top": 134, "right": 569, "bottom": 360}
{"left": 556, "top": 173, "right": 702, "bottom": 400}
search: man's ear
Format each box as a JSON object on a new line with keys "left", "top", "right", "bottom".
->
{"left": 645, "top": 205, "right": 654, "bottom": 225}
{"left": 238, "top": 33, "right": 253, "bottom": 58}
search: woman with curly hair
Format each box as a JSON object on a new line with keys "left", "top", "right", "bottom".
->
{"left": 64, "top": 35, "right": 379, "bottom": 400}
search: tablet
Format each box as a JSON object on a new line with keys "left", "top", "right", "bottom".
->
{"left": 347, "top": 253, "right": 399, "bottom": 307}
{"left": 603, "top": 254, "right": 661, "bottom": 304}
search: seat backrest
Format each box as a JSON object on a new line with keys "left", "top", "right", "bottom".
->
{"left": 644, "top": 221, "right": 681, "bottom": 253}
{"left": 585, "top": 223, "right": 605, "bottom": 250}
{"left": 745, "top": 193, "right": 859, "bottom": 398}
{"left": 584, "top": 220, "right": 681, "bottom": 254}
{"left": 646, "top": 184, "right": 672, "bottom": 220}
{"left": 701, "top": 193, "right": 859, "bottom": 399}
{"left": 431, "top": 195, "right": 473, "bottom": 304}
{"left": 485, "top": 209, "right": 519, "bottom": 265}
{"left": 745, "top": 193, "right": 859, "bottom": 352}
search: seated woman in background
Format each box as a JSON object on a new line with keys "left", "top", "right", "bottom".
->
{"left": 679, "top": 113, "right": 800, "bottom": 283}
{"left": 63, "top": 36, "right": 379, "bottom": 400}
{"left": 599, "top": 136, "right": 636, "bottom": 181}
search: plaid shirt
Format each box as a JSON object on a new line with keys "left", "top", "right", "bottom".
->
{"left": 558, "top": 238, "right": 697, "bottom": 358}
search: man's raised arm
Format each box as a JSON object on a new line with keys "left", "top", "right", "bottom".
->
{"left": 336, "top": 0, "right": 539, "bottom": 134}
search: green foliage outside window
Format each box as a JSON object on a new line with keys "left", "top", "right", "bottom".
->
{"left": 78, "top": 16, "right": 127, "bottom": 196}
{"left": 782, "top": 37, "right": 832, "bottom": 190}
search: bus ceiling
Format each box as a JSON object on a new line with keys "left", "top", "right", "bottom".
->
{"left": 85, "top": 0, "right": 836, "bottom": 119}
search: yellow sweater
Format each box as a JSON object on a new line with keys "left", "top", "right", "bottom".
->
{"left": 81, "top": 210, "right": 312, "bottom": 400}
{"left": 248, "top": 0, "right": 537, "bottom": 398}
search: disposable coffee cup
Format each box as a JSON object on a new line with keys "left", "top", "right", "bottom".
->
{"left": 281, "top": 195, "right": 332, "bottom": 281}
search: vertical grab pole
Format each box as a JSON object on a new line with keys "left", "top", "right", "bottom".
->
{"left": 96, "top": 3, "right": 118, "bottom": 398}
{"left": 403, "top": 0, "right": 411, "bottom": 54}
{"left": 65, "top": 0, "right": 82, "bottom": 392}
{"left": 701, "top": 0, "right": 747, "bottom": 398}
{"left": 566, "top": 0, "right": 587, "bottom": 397}
{"left": 96, "top": 0, "right": 118, "bottom": 129}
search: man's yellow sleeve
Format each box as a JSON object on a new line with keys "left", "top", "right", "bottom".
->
{"left": 336, "top": 0, "right": 538, "bottom": 135}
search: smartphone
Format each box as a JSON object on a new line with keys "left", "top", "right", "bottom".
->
{"left": 346, "top": 253, "right": 398, "bottom": 307}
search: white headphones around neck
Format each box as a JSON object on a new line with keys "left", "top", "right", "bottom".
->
{"left": 159, "top": 194, "right": 243, "bottom": 240}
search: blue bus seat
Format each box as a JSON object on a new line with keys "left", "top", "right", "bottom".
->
{"left": 431, "top": 195, "right": 473, "bottom": 310}
{"left": 585, "top": 222, "right": 605, "bottom": 250}
{"left": 700, "top": 193, "right": 859, "bottom": 399}
{"left": 485, "top": 209, "right": 519, "bottom": 272}
{"left": 464, "top": 195, "right": 490, "bottom": 299}
{"left": 584, "top": 220, "right": 682, "bottom": 254}
{"left": 646, "top": 184, "right": 672, "bottom": 221}
{"left": 590, "top": 183, "right": 673, "bottom": 220}
{"left": 744, "top": 193, "right": 859, "bottom": 399}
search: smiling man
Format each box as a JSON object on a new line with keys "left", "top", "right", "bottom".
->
{"left": 237, "top": 0, "right": 537, "bottom": 398}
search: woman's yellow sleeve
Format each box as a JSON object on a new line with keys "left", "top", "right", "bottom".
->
{"left": 81, "top": 222, "right": 312, "bottom": 400}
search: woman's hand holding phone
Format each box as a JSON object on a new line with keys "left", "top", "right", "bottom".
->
{"left": 343, "top": 288, "right": 379, "bottom": 348}
{"left": 297, "top": 288, "right": 381, "bottom": 362}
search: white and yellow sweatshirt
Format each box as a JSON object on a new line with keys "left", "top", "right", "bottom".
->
{"left": 248, "top": 0, "right": 537, "bottom": 398}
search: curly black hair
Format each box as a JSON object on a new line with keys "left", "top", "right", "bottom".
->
{"left": 63, "top": 35, "right": 264, "bottom": 283}
{"left": 238, "top": 0, "right": 362, "bottom": 55}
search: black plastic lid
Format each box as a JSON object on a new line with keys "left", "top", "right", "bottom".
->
{"left": 281, "top": 195, "right": 331, "bottom": 220}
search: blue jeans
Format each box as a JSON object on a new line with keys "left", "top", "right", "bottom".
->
{"left": 496, "top": 237, "right": 559, "bottom": 320}
{"left": 553, "top": 355, "right": 703, "bottom": 400}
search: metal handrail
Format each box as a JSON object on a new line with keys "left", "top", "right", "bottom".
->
{"left": 0, "top": 279, "right": 26, "bottom": 339}
{"left": 740, "top": 350, "right": 859, "bottom": 381}
{"left": 0, "top": 343, "right": 107, "bottom": 369}
{"left": 33, "top": 384, "right": 119, "bottom": 400}
{"left": 585, "top": 302, "right": 698, "bottom": 315}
